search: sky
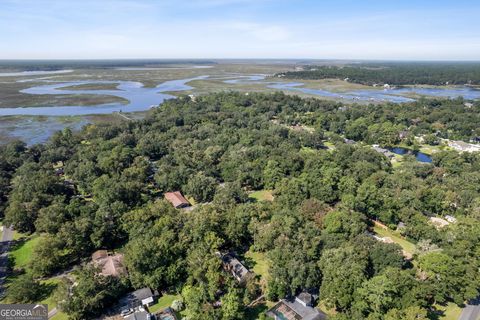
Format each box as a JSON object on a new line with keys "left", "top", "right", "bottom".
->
{"left": 0, "top": 0, "right": 479, "bottom": 60}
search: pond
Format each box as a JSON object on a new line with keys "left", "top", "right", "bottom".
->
{"left": 389, "top": 147, "right": 432, "bottom": 163}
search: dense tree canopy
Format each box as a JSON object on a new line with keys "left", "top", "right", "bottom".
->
{"left": 1, "top": 92, "right": 479, "bottom": 319}
{"left": 278, "top": 62, "right": 480, "bottom": 85}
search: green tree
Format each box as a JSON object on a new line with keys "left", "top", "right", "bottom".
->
{"left": 354, "top": 274, "right": 398, "bottom": 316}
{"left": 6, "top": 274, "right": 42, "bottom": 303}
{"left": 319, "top": 245, "right": 368, "bottom": 310}
{"left": 221, "top": 286, "right": 245, "bottom": 320}
{"left": 184, "top": 172, "right": 218, "bottom": 202}
{"left": 59, "top": 266, "right": 128, "bottom": 319}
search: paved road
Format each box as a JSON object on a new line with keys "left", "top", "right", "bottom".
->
{"left": 460, "top": 297, "right": 480, "bottom": 320}
{"left": 48, "top": 307, "right": 58, "bottom": 318}
{"left": 0, "top": 225, "right": 14, "bottom": 297}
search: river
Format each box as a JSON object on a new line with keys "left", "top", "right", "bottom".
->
{"left": 0, "top": 76, "right": 207, "bottom": 116}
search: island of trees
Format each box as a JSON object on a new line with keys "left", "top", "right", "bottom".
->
{"left": 0, "top": 92, "right": 479, "bottom": 319}
{"left": 277, "top": 62, "right": 480, "bottom": 86}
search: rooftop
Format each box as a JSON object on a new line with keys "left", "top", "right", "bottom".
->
{"left": 219, "top": 253, "right": 251, "bottom": 283}
{"left": 91, "top": 251, "right": 127, "bottom": 277}
{"left": 124, "top": 308, "right": 152, "bottom": 320}
{"left": 164, "top": 191, "right": 190, "bottom": 208}
{"left": 266, "top": 297, "right": 327, "bottom": 320}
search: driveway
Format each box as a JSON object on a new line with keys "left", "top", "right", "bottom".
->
{"left": 0, "top": 225, "right": 14, "bottom": 297}
{"left": 460, "top": 297, "right": 480, "bottom": 320}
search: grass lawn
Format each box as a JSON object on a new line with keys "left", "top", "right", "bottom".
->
{"left": 434, "top": 302, "right": 463, "bottom": 320}
{"left": 245, "top": 250, "right": 270, "bottom": 281}
{"left": 390, "top": 153, "right": 404, "bottom": 168}
{"left": 38, "top": 278, "right": 62, "bottom": 310}
{"left": 323, "top": 141, "right": 336, "bottom": 150}
{"left": 50, "top": 312, "right": 69, "bottom": 320}
{"left": 249, "top": 190, "right": 274, "bottom": 202}
{"left": 318, "top": 300, "right": 337, "bottom": 317}
{"left": 373, "top": 225, "right": 416, "bottom": 256}
{"left": 148, "top": 294, "right": 181, "bottom": 313}
{"left": 13, "top": 230, "right": 28, "bottom": 241}
{"left": 10, "top": 235, "right": 42, "bottom": 270}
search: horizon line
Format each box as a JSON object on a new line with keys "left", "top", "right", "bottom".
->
{"left": 1, "top": 58, "right": 480, "bottom": 62}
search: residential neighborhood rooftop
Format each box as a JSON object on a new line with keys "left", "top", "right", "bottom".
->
{"left": 266, "top": 294, "right": 326, "bottom": 320}
{"left": 218, "top": 252, "right": 252, "bottom": 283}
{"left": 121, "top": 288, "right": 156, "bottom": 308}
{"left": 164, "top": 191, "right": 191, "bottom": 208}
{"left": 91, "top": 250, "right": 127, "bottom": 277}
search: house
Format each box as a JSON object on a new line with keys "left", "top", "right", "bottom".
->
{"left": 218, "top": 252, "right": 252, "bottom": 283}
{"left": 164, "top": 191, "right": 190, "bottom": 208}
{"left": 124, "top": 288, "right": 156, "bottom": 307}
{"left": 154, "top": 307, "right": 178, "bottom": 320}
{"left": 122, "top": 306, "right": 153, "bottom": 320}
{"left": 91, "top": 250, "right": 127, "bottom": 277}
{"left": 266, "top": 293, "right": 327, "bottom": 320}
{"left": 383, "top": 83, "right": 391, "bottom": 89}
{"left": 296, "top": 292, "right": 314, "bottom": 307}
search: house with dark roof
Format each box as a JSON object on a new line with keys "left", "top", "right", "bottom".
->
{"left": 154, "top": 307, "right": 178, "bottom": 320}
{"left": 91, "top": 250, "right": 127, "bottom": 277}
{"left": 164, "top": 191, "right": 191, "bottom": 208}
{"left": 121, "top": 288, "right": 157, "bottom": 309}
{"left": 123, "top": 306, "right": 153, "bottom": 320}
{"left": 218, "top": 252, "right": 252, "bottom": 284}
{"left": 266, "top": 293, "right": 327, "bottom": 320}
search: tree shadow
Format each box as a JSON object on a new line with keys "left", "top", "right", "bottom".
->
{"left": 245, "top": 303, "right": 269, "bottom": 320}
{"left": 37, "top": 281, "right": 59, "bottom": 302}
{"left": 241, "top": 256, "right": 257, "bottom": 271}
{"left": 6, "top": 237, "right": 28, "bottom": 270}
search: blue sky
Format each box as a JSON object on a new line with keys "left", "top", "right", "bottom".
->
{"left": 0, "top": 0, "right": 479, "bottom": 60}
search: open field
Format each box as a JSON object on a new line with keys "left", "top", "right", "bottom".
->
{"left": 10, "top": 235, "right": 41, "bottom": 270}
{"left": 248, "top": 190, "right": 274, "bottom": 202}
{"left": 434, "top": 302, "right": 463, "bottom": 320}
{"left": 373, "top": 225, "right": 416, "bottom": 256}
{"left": 245, "top": 250, "right": 270, "bottom": 281}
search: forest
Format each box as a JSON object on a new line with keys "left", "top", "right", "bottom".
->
{"left": 0, "top": 92, "right": 479, "bottom": 319}
{"left": 278, "top": 63, "right": 480, "bottom": 85}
